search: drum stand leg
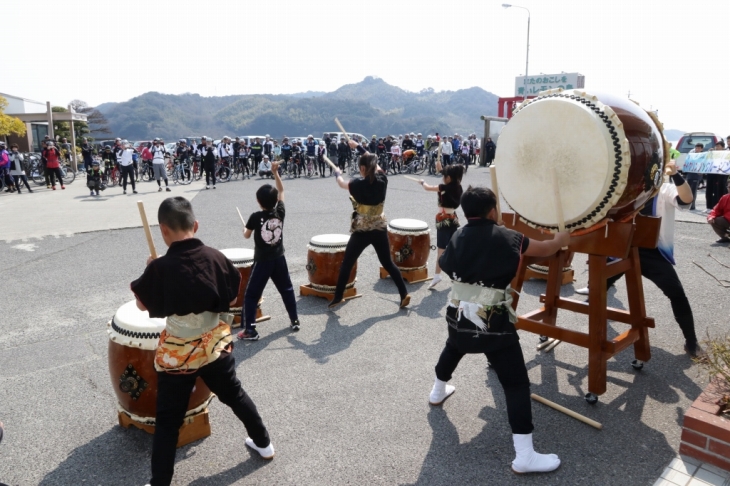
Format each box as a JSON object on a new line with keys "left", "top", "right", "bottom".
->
{"left": 299, "top": 284, "right": 361, "bottom": 300}
{"left": 117, "top": 408, "right": 211, "bottom": 448}
{"left": 505, "top": 211, "right": 657, "bottom": 404}
{"left": 379, "top": 266, "right": 431, "bottom": 284}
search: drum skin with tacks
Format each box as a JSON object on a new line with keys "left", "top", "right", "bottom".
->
{"left": 496, "top": 88, "right": 668, "bottom": 234}
{"left": 107, "top": 300, "right": 213, "bottom": 426}
{"left": 387, "top": 219, "right": 431, "bottom": 270}
{"left": 306, "top": 234, "right": 356, "bottom": 294}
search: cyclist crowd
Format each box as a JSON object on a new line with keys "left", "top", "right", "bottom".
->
{"left": 1, "top": 132, "right": 494, "bottom": 196}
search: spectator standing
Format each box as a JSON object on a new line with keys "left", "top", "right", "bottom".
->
{"left": 705, "top": 140, "right": 727, "bottom": 209}
{"left": 441, "top": 137, "right": 453, "bottom": 165}
{"left": 369, "top": 136, "right": 378, "bottom": 154}
{"left": 273, "top": 140, "right": 281, "bottom": 161}
{"left": 0, "top": 142, "right": 14, "bottom": 192}
{"left": 116, "top": 142, "right": 137, "bottom": 194}
{"left": 60, "top": 137, "right": 72, "bottom": 163}
{"left": 151, "top": 139, "right": 170, "bottom": 192}
{"left": 9, "top": 144, "right": 32, "bottom": 193}
{"left": 337, "top": 138, "right": 350, "bottom": 170}
{"left": 685, "top": 143, "right": 704, "bottom": 210}
{"left": 81, "top": 138, "right": 94, "bottom": 171}
{"left": 484, "top": 137, "right": 497, "bottom": 167}
{"left": 707, "top": 179, "right": 730, "bottom": 243}
{"left": 43, "top": 142, "right": 65, "bottom": 190}
{"left": 250, "top": 138, "right": 264, "bottom": 167}
{"left": 200, "top": 139, "right": 217, "bottom": 189}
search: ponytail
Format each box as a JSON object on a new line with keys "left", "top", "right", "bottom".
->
{"left": 444, "top": 164, "right": 465, "bottom": 184}
{"left": 359, "top": 154, "right": 378, "bottom": 183}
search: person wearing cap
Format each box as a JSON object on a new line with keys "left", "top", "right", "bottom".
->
{"left": 264, "top": 135, "right": 273, "bottom": 160}
{"left": 218, "top": 136, "right": 233, "bottom": 164}
{"left": 81, "top": 138, "right": 94, "bottom": 171}
{"left": 258, "top": 155, "right": 273, "bottom": 178}
{"left": 369, "top": 136, "right": 378, "bottom": 154}
{"left": 280, "top": 138, "right": 292, "bottom": 169}
{"left": 116, "top": 142, "right": 137, "bottom": 194}
{"left": 86, "top": 159, "right": 104, "bottom": 196}
{"left": 8, "top": 144, "right": 32, "bottom": 193}
{"left": 151, "top": 139, "right": 171, "bottom": 192}
{"left": 305, "top": 135, "right": 317, "bottom": 176}
{"left": 316, "top": 140, "right": 330, "bottom": 177}
{"left": 174, "top": 140, "right": 192, "bottom": 182}
{"left": 42, "top": 141, "right": 66, "bottom": 190}
{"left": 402, "top": 134, "right": 415, "bottom": 151}
{"left": 250, "top": 137, "right": 264, "bottom": 168}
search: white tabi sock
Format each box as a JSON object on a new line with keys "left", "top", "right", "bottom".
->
{"left": 429, "top": 377, "right": 455, "bottom": 405}
{"left": 511, "top": 433, "right": 560, "bottom": 473}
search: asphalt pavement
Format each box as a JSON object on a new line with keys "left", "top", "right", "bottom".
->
{"left": 0, "top": 166, "right": 727, "bottom": 486}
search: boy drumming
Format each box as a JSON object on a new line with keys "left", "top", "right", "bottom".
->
{"left": 132, "top": 197, "right": 273, "bottom": 486}
{"left": 430, "top": 186, "right": 568, "bottom": 474}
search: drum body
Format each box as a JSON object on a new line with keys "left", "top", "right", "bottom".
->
{"left": 108, "top": 300, "right": 212, "bottom": 424}
{"left": 220, "top": 248, "right": 255, "bottom": 312}
{"left": 306, "top": 234, "right": 356, "bottom": 293}
{"left": 497, "top": 89, "right": 667, "bottom": 233}
{"left": 387, "top": 219, "right": 430, "bottom": 269}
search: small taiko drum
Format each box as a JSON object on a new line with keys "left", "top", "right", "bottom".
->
{"left": 107, "top": 300, "right": 213, "bottom": 426}
{"left": 387, "top": 219, "right": 431, "bottom": 270}
{"left": 220, "top": 248, "right": 255, "bottom": 313}
{"left": 306, "top": 234, "right": 356, "bottom": 293}
{"left": 496, "top": 88, "right": 667, "bottom": 234}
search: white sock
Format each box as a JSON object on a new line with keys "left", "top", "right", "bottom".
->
{"left": 511, "top": 433, "right": 560, "bottom": 473}
{"left": 429, "top": 377, "right": 455, "bottom": 405}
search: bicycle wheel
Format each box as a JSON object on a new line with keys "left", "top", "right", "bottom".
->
{"left": 180, "top": 167, "right": 193, "bottom": 185}
{"left": 31, "top": 165, "right": 45, "bottom": 185}
{"left": 61, "top": 166, "right": 76, "bottom": 184}
{"left": 141, "top": 165, "right": 151, "bottom": 182}
{"left": 415, "top": 157, "right": 427, "bottom": 175}
{"left": 193, "top": 163, "right": 202, "bottom": 181}
{"left": 216, "top": 166, "right": 231, "bottom": 182}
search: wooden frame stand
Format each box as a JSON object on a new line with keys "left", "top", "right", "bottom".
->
{"left": 231, "top": 300, "right": 270, "bottom": 327}
{"left": 117, "top": 408, "right": 211, "bottom": 448}
{"left": 504, "top": 211, "right": 661, "bottom": 402}
{"left": 299, "top": 284, "right": 361, "bottom": 301}
{"left": 379, "top": 266, "right": 432, "bottom": 284}
{"left": 525, "top": 265, "right": 575, "bottom": 285}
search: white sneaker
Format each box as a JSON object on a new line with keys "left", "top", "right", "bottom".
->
{"left": 428, "top": 273, "right": 442, "bottom": 290}
{"left": 245, "top": 437, "right": 275, "bottom": 459}
{"left": 575, "top": 287, "right": 589, "bottom": 295}
{"left": 429, "top": 378, "right": 455, "bottom": 405}
{"left": 512, "top": 433, "right": 560, "bottom": 474}
{"left": 206, "top": 185, "right": 210, "bottom": 189}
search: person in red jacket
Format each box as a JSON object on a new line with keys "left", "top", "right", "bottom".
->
{"left": 42, "top": 142, "right": 65, "bottom": 190}
{"left": 707, "top": 179, "right": 730, "bottom": 242}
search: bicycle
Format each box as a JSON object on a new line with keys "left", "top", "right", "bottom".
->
{"left": 60, "top": 164, "right": 76, "bottom": 185}
{"left": 401, "top": 155, "right": 427, "bottom": 175}
{"left": 304, "top": 156, "right": 316, "bottom": 178}
{"left": 189, "top": 156, "right": 203, "bottom": 181}
{"left": 171, "top": 160, "right": 192, "bottom": 185}
{"left": 139, "top": 160, "right": 154, "bottom": 182}
{"left": 215, "top": 157, "right": 232, "bottom": 182}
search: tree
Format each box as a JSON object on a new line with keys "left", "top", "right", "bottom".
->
{"left": 52, "top": 106, "right": 91, "bottom": 144}
{"left": 0, "top": 96, "right": 27, "bottom": 137}
{"left": 70, "top": 99, "right": 111, "bottom": 137}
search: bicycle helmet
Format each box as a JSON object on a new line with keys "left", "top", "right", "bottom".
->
{"left": 372, "top": 135, "right": 377, "bottom": 139}
{"left": 179, "top": 139, "right": 186, "bottom": 143}
{"left": 308, "top": 135, "right": 313, "bottom": 139}
{"left": 103, "top": 145, "right": 111, "bottom": 150}
{"left": 47, "top": 141, "right": 55, "bottom": 147}
{"left": 417, "top": 133, "right": 422, "bottom": 136}
{"left": 201, "top": 136, "right": 207, "bottom": 141}
{"left": 153, "top": 137, "right": 161, "bottom": 142}
{"left": 0, "top": 141, "right": 5, "bottom": 147}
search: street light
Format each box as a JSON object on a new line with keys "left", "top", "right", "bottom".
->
{"left": 502, "top": 3, "right": 531, "bottom": 98}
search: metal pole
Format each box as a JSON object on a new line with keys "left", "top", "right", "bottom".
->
{"left": 525, "top": 11, "right": 530, "bottom": 78}
{"left": 69, "top": 105, "right": 78, "bottom": 172}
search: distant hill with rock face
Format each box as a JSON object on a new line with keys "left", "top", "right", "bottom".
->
{"left": 96, "top": 76, "right": 499, "bottom": 140}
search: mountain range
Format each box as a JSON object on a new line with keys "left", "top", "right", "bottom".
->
{"left": 96, "top": 77, "right": 500, "bottom": 140}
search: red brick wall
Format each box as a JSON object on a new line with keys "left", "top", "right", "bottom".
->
{"left": 680, "top": 379, "right": 730, "bottom": 472}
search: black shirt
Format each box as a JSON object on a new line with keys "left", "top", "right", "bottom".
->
{"left": 131, "top": 238, "right": 241, "bottom": 318}
{"left": 246, "top": 201, "right": 286, "bottom": 262}
{"left": 349, "top": 173, "right": 388, "bottom": 205}
{"left": 438, "top": 182, "right": 463, "bottom": 209}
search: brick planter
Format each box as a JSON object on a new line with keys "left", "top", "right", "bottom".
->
{"left": 680, "top": 377, "right": 730, "bottom": 472}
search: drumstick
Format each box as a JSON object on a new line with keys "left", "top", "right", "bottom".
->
{"left": 334, "top": 118, "right": 350, "bottom": 143}
{"left": 236, "top": 207, "right": 246, "bottom": 227}
{"left": 403, "top": 175, "right": 421, "bottom": 182}
{"left": 531, "top": 393, "right": 603, "bottom": 430}
{"left": 489, "top": 166, "right": 503, "bottom": 225}
{"left": 550, "top": 167, "right": 568, "bottom": 249}
{"left": 544, "top": 339, "right": 562, "bottom": 352}
{"left": 323, "top": 155, "right": 340, "bottom": 173}
{"left": 137, "top": 201, "right": 158, "bottom": 259}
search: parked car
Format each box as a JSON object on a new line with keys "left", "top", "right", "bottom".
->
{"left": 675, "top": 132, "right": 724, "bottom": 154}
{"left": 133, "top": 141, "right": 152, "bottom": 151}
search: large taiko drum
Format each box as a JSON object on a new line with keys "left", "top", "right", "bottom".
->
{"left": 387, "top": 219, "right": 431, "bottom": 270}
{"left": 219, "top": 248, "right": 255, "bottom": 313}
{"left": 496, "top": 89, "right": 668, "bottom": 234}
{"left": 108, "top": 300, "right": 213, "bottom": 425}
{"left": 306, "top": 234, "right": 356, "bottom": 293}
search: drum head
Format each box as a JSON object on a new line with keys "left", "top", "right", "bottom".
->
{"left": 309, "top": 234, "right": 350, "bottom": 248}
{"left": 220, "top": 248, "right": 255, "bottom": 265}
{"left": 389, "top": 218, "right": 429, "bottom": 232}
{"left": 497, "top": 90, "right": 631, "bottom": 232}
{"left": 110, "top": 300, "right": 165, "bottom": 350}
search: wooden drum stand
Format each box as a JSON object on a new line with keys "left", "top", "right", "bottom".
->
{"left": 503, "top": 211, "right": 661, "bottom": 404}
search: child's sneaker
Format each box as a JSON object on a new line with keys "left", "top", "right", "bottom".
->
{"left": 290, "top": 320, "right": 300, "bottom": 331}
{"left": 237, "top": 329, "right": 259, "bottom": 341}
{"left": 166, "top": 187, "right": 171, "bottom": 192}
{"left": 245, "top": 437, "right": 274, "bottom": 459}
{"left": 90, "top": 191, "right": 94, "bottom": 196}
{"left": 158, "top": 187, "right": 162, "bottom": 192}
{"left": 61, "top": 185, "right": 65, "bottom": 190}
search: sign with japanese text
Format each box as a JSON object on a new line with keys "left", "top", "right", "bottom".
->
{"left": 678, "top": 151, "right": 730, "bottom": 174}
{"left": 514, "top": 73, "right": 585, "bottom": 97}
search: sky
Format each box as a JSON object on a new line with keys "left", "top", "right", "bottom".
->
{"left": 4, "top": 0, "right": 730, "bottom": 135}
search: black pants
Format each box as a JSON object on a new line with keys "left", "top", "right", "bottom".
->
{"left": 333, "top": 230, "right": 408, "bottom": 302}
{"left": 121, "top": 164, "right": 136, "bottom": 191}
{"left": 240, "top": 157, "right": 250, "bottom": 175}
{"left": 204, "top": 163, "right": 216, "bottom": 186}
{"left": 48, "top": 167, "right": 64, "bottom": 187}
{"left": 243, "top": 256, "right": 299, "bottom": 330}
{"left": 318, "top": 158, "right": 328, "bottom": 176}
{"left": 687, "top": 178, "right": 700, "bottom": 210}
{"left": 13, "top": 175, "right": 31, "bottom": 192}
{"left": 706, "top": 174, "right": 728, "bottom": 210}
{"left": 442, "top": 154, "right": 451, "bottom": 166}
{"left": 607, "top": 247, "right": 697, "bottom": 345}
{"left": 435, "top": 340, "right": 533, "bottom": 435}
{"left": 150, "top": 352, "right": 270, "bottom": 486}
